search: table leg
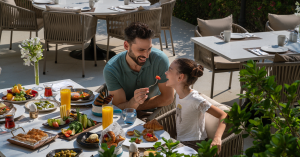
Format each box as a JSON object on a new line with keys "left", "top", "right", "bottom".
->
{"left": 69, "top": 38, "right": 116, "bottom": 61}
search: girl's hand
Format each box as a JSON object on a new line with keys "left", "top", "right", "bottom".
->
{"left": 210, "top": 137, "right": 222, "bottom": 154}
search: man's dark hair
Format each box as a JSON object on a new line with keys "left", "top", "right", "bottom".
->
{"left": 124, "top": 22, "right": 154, "bottom": 44}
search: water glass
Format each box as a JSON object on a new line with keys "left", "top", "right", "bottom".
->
{"left": 122, "top": 108, "right": 137, "bottom": 125}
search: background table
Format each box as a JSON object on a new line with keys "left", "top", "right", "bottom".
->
{"left": 0, "top": 79, "right": 148, "bottom": 157}
{"left": 191, "top": 31, "right": 300, "bottom": 62}
{"left": 32, "top": 0, "right": 151, "bottom": 61}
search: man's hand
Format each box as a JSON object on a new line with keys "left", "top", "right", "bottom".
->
{"left": 134, "top": 88, "right": 149, "bottom": 105}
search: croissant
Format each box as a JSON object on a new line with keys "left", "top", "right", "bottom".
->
{"left": 115, "top": 135, "right": 125, "bottom": 144}
{"left": 143, "top": 119, "right": 163, "bottom": 131}
{"left": 94, "top": 92, "right": 114, "bottom": 106}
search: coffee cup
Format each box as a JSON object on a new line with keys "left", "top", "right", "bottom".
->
{"left": 89, "top": 0, "right": 95, "bottom": 8}
{"left": 220, "top": 30, "right": 231, "bottom": 42}
{"left": 278, "top": 35, "right": 288, "bottom": 46}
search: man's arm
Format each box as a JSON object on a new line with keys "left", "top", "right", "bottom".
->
{"left": 136, "top": 82, "right": 174, "bottom": 110}
{"left": 110, "top": 82, "right": 174, "bottom": 110}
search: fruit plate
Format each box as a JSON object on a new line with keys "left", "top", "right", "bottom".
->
{"left": 123, "top": 125, "right": 170, "bottom": 148}
{"left": 46, "top": 148, "right": 82, "bottom": 157}
{"left": 76, "top": 132, "right": 101, "bottom": 148}
{"left": 0, "top": 90, "right": 39, "bottom": 104}
{"left": 25, "top": 99, "right": 59, "bottom": 112}
{"left": 55, "top": 91, "right": 98, "bottom": 106}
{"left": 57, "top": 121, "right": 102, "bottom": 141}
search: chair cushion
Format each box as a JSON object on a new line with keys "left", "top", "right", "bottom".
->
{"left": 46, "top": 5, "right": 81, "bottom": 13}
{"left": 268, "top": 13, "right": 300, "bottom": 31}
{"left": 37, "top": 18, "right": 44, "bottom": 29}
{"left": 1, "top": 0, "right": 16, "bottom": 6}
{"left": 197, "top": 15, "right": 232, "bottom": 36}
{"left": 200, "top": 93, "right": 232, "bottom": 140}
{"left": 214, "top": 56, "right": 240, "bottom": 69}
{"left": 273, "top": 53, "right": 300, "bottom": 62}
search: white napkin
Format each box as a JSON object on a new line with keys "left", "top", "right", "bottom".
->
{"left": 109, "top": 6, "right": 126, "bottom": 12}
{"left": 162, "top": 146, "right": 197, "bottom": 157}
{"left": 52, "top": 81, "right": 74, "bottom": 92}
{"left": 244, "top": 33, "right": 255, "bottom": 37}
{"left": 29, "top": 103, "right": 37, "bottom": 112}
{"left": 133, "top": 1, "right": 150, "bottom": 4}
{"left": 138, "top": 2, "right": 160, "bottom": 10}
{"left": 250, "top": 49, "right": 269, "bottom": 56}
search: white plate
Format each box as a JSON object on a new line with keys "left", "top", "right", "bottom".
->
{"left": 55, "top": 92, "right": 98, "bottom": 106}
{"left": 24, "top": 99, "right": 59, "bottom": 112}
{"left": 118, "top": 5, "right": 136, "bottom": 10}
{"left": 33, "top": 0, "right": 52, "bottom": 4}
{"left": 122, "top": 125, "right": 171, "bottom": 148}
{"left": 230, "top": 33, "right": 246, "bottom": 39}
{"left": 71, "top": 7, "right": 91, "bottom": 11}
{"left": 0, "top": 105, "right": 25, "bottom": 122}
{"left": 261, "top": 45, "right": 288, "bottom": 54}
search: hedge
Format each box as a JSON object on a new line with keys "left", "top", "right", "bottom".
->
{"left": 173, "top": 0, "right": 297, "bottom": 32}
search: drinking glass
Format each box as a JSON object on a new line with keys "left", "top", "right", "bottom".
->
{"left": 102, "top": 104, "right": 113, "bottom": 129}
{"left": 122, "top": 108, "right": 137, "bottom": 125}
{"left": 5, "top": 114, "right": 15, "bottom": 129}
{"left": 43, "top": 83, "right": 53, "bottom": 97}
{"left": 60, "top": 87, "right": 71, "bottom": 115}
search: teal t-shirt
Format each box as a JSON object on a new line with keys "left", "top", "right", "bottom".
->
{"left": 103, "top": 48, "right": 169, "bottom": 101}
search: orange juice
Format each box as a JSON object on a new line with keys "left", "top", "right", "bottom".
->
{"left": 102, "top": 104, "right": 113, "bottom": 129}
{"left": 60, "top": 87, "right": 71, "bottom": 115}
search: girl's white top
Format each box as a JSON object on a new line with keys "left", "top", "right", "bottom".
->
{"left": 175, "top": 89, "right": 211, "bottom": 141}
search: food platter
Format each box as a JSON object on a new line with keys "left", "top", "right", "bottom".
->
{"left": 0, "top": 90, "right": 39, "bottom": 104}
{"left": 0, "top": 105, "right": 24, "bottom": 122}
{"left": 76, "top": 132, "right": 101, "bottom": 148}
{"left": 55, "top": 91, "right": 98, "bottom": 106}
{"left": 123, "top": 125, "right": 170, "bottom": 148}
{"left": 46, "top": 148, "right": 82, "bottom": 157}
{"left": 69, "top": 88, "right": 95, "bottom": 103}
{"left": 25, "top": 99, "right": 59, "bottom": 112}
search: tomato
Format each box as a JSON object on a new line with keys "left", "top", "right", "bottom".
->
{"left": 93, "top": 121, "right": 97, "bottom": 125}
{"left": 66, "top": 130, "right": 72, "bottom": 135}
{"left": 64, "top": 133, "right": 70, "bottom": 137}
{"left": 52, "top": 122, "right": 59, "bottom": 128}
{"left": 31, "top": 90, "right": 38, "bottom": 94}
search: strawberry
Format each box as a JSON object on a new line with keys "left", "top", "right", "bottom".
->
{"left": 155, "top": 75, "right": 161, "bottom": 80}
{"left": 146, "top": 133, "right": 153, "bottom": 137}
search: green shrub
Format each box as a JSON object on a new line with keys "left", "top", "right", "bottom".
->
{"left": 173, "top": 0, "right": 296, "bottom": 32}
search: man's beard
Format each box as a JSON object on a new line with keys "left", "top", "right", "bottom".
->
{"left": 128, "top": 47, "right": 146, "bottom": 66}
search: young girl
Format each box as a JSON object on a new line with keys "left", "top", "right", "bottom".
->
{"left": 165, "top": 58, "right": 227, "bottom": 153}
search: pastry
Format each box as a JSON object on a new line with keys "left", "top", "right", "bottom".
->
{"left": 108, "top": 131, "right": 116, "bottom": 142}
{"left": 115, "top": 135, "right": 125, "bottom": 144}
{"left": 127, "top": 130, "right": 134, "bottom": 136}
{"left": 107, "top": 141, "right": 118, "bottom": 148}
{"left": 86, "top": 134, "right": 99, "bottom": 143}
{"left": 143, "top": 119, "right": 163, "bottom": 131}
{"left": 94, "top": 92, "right": 113, "bottom": 106}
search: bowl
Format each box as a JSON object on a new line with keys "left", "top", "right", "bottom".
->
{"left": 76, "top": 132, "right": 101, "bottom": 148}
{"left": 46, "top": 148, "right": 82, "bottom": 157}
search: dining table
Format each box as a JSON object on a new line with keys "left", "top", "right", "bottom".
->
{"left": 191, "top": 30, "right": 300, "bottom": 62}
{"left": 0, "top": 79, "right": 182, "bottom": 157}
{"left": 32, "top": 0, "right": 151, "bottom": 61}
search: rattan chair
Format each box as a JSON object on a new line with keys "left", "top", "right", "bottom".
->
{"left": 0, "top": 0, "right": 43, "bottom": 50}
{"left": 42, "top": 11, "right": 97, "bottom": 78}
{"left": 239, "top": 62, "right": 300, "bottom": 105}
{"left": 95, "top": 83, "right": 176, "bottom": 121}
{"left": 105, "top": 7, "right": 163, "bottom": 61}
{"left": 194, "top": 24, "right": 248, "bottom": 98}
{"left": 161, "top": 0, "right": 176, "bottom": 56}
{"left": 265, "top": 21, "right": 274, "bottom": 31}
{"left": 156, "top": 105, "right": 244, "bottom": 156}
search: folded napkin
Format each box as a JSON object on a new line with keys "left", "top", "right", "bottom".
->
{"left": 244, "top": 33, "right": 256, "bottom": 37}
{"left": 133, "top": 1, "right": 150, "bottom": 4}
{"left": 52, "top": 81, "right": 74, "bottom": 92}
{"left": 250, "top": 49, "right": 269, "bottom": 56}
{"left": 109, "top": 6, "right": 126, "bottom": 12}
{"left": 46, "top": 5, "right": 81, "bottom": 13}
{"left": 138, "top": 2, "right": 160, "bottom": 10}
{"left": 162, "top": 146, "right": 197, "bottom": 157}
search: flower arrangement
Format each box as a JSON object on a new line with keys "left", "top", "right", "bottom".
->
{"left": 295, "top": 1, "right": 300, "bottom": 16}
{"left": 19, "top": 37, "right": 44, "bottom": 89}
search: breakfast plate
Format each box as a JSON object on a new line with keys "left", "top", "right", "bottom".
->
{"left": 230, "top": 33, "right": 246, "bottom": 39}
{"left": 25, "top": 99, "right": 59, "bottom": 112}
{"left": 123, "top": 125, "right": 170, "bottom": 148}
{"left": 0, "top": 104, "right": 24, "bottom": 122}
{"left": 55, "top": 92, "right": 98, "bottom": 106}
{"left": 76, "top": 132, "right": 101, "bottom": 148}
{"left": 261, "top": 45, "right": 288, "bottom": 54}
{"left": 0, "top": 89, "right": 39, "bottom": 104}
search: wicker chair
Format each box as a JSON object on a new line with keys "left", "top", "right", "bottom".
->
{"left": 95, "top": 83, "right": 176, "bottom": 122}
{"left": 155, "top": 104, "right": 244, "bottom": 156}
{"left": 239, "top": 62, "right": 300, "bottom": 105}
{"left": 0, "top": 0, "right": 43, "bottom": 50}
{"left": 105, "top": 7, "right": 163, "bottom": 61}
{"left": 42, "top": 11, "right": 97, "bottom": 78}
{"left": 161, "top": 0, "right": 176, "bottom": 56}
{"left": 194, "top": 24, "right": 248, "bottom": 98}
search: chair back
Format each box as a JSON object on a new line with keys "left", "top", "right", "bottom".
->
{"left": 240, "top": 62, "right": 300, "bottom": 103}
{"left": 265, "top": 21, "right": 274, "bottom": 31}
{"left": 161, "top": 0, "right": 175, "bottom": 28}
{"left": 43, "top": 11, "right": 96, "bottom": 43}
{"left": 106, "top": 7, "right": 162, "bottom": 40}
{"left": 156, "top": 108, "right": 177, "bottom": 139}
{"left": 0, "top": 1, "right": 36, "bottom": 29}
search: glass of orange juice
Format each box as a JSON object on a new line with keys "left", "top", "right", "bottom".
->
{"left": 60, "top": 86, "right": 71, "bottom": 116}
{"left": 102, "top": 104, "right": 113, "bottom": 129}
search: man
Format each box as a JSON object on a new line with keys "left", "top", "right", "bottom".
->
{"left": 103, "top": 22, "right": 174, "bottom": 119}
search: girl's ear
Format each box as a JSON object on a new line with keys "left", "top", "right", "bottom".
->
{"left": 178, "top": 73, "right": 185, "bottom": 82}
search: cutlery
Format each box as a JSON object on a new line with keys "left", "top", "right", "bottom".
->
{"left": 148, "top": 79, "right": 158, "bottom": 88}
{"left": 250, "top": 49, "right": 260, "bottom": 55}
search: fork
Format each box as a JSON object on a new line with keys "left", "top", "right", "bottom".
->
{"left": 148, "top": 79, "right": 158, "bottom": 88}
